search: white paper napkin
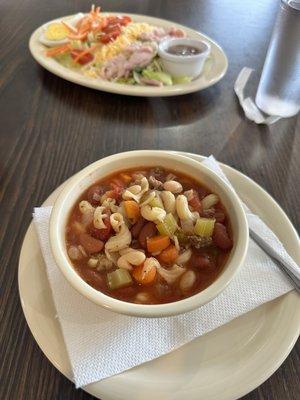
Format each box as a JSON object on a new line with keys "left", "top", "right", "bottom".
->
{"left": 33, "top": 156, "right": 294, "bottom": 388}
{"left": 234, "top": 67, "right": 281, "bottom": 125}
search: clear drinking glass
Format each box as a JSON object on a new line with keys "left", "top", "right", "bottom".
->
{"left": 255, "top": 0, "right": 300, "bottom": 117}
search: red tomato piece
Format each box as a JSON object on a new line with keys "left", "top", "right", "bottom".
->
{"left": 100, "top": 29, "right": 121, "bottom": 44}
{"left": 118, "top": 15, "right": 131, "bottom": 25}
{"left": 110, "top": 178, "right": 125, "bottom": 189}
{"left": 71, "top": 50, "right": 94, "bottom": 65}
{"left": 79, "top": 233, "right": 104, "bottom": 253}
{"left": 86, "top": 185, "right": 106, "bottom": 205}
{"left": 89, "top": 216, "right": 112, "bottom": 242}
{"left": 188, "top": 190, "right": 203, "bottom": 214}
{"left": 103, "top": 186, "right": 122, "bottom": 200}
{"left": 102, "top": 24, "right": 122, "bottom": 34}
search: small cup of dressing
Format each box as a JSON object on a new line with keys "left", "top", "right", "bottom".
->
{"left": 158, "top": 38, "right": 210, "bottom": 79}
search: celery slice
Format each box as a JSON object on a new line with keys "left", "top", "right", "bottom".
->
{"left": 175, "top": 229, "right": 189, "bottom": 244}
{"left": 157, "top": 213, "right": 177, "bottom": 237}
{"left": 194, "top": 218, "right": 215, "bottom": 237}
{"left": 107, "top": 269, "right": 132, "bottom": 290}
{"left": 149, "top": 195, "right": 164, "bottom": 209}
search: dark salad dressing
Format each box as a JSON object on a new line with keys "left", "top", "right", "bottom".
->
{"left": 167, "top": 44, "right": 202, "bottom": 56}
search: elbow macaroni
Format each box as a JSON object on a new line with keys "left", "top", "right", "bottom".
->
{"left": 105, "top": 214, "right": 132, "bottom": 252}
{"left": 117, "top": 249, "right": 146, "bottom": 270}
{"left": 161, "top": 190, "right": 176, "bottom": 214}
{"left": 101, "top": 197, "right": 120, "bottom": 213}
{"left": 79, "top": 200, "right": 94, "bottom": 214}
{"left": 122, "top": 177, "right": 149, "bottom": 203}
{"left": 141, "top": 204, "right": 166, "bottom": 222}
{"left": 176, "top": 249, "right": 192, "bottom": 265}
{"left": 157, "top": 263, "right": 186, "bottom": 284}
{"left": 93, "top": 206, "right": 108, "bottom": 229}
{"left": 176, "top": 195, "right": 198, "bottom": 221}
{"left": 110, "top": 213, "right": 124, "bottom": 233}
{"left": 139, "top": 191, "right": 156, "bottom": 206}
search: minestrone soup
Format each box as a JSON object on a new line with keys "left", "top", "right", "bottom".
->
{"left": 65, "top": 167, "right": 233, "bottom": 304}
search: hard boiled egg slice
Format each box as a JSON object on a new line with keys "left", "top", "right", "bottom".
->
{"left": 39, "top": 13, "right": 84, "bottom": 47}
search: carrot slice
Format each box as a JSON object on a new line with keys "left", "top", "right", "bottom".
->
{"left": 158, "top": 245, "right": 179, "bottom": 265}
{"left": 124, "top": 200, "right": 140, "bottom": 221}
{"left": 132, "top": 262, "right": 156, "bottom": 285}
{"left": 67, "top": 31, "right": 88, "bottom": 41}
{"left": 46, "top": 44, "right": 71, "bottom": 57}
{"left": 119, "top": 173, "right": 132, "bottom": 184}
{"left": 147, "top": 235, "right": 170, "bottom": 253}
{"left": 61, "top": 20, "right": 78, "bottom": 34}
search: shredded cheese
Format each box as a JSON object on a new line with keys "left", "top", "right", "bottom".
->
{"left": 94, "top": 22, "right": 154, "bottom": 63}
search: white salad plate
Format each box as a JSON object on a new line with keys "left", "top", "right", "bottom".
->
{"left": 18, "top": 152, "right": 300, "bottom": 400}
{"left": 29, "top": 13, "right": 228, "bottom": 97}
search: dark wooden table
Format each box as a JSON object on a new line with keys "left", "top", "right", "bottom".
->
{"left": 1, "top": 0, "right": 299, "bottom": 399}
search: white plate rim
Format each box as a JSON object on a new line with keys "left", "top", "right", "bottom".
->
{"left": 18, "top": 152, "right": 300, "bottom": 400}
{"left": 29, "top": 13, "right": 228, "bottom": 97}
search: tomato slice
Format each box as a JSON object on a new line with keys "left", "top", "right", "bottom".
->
{"left": 100, "top": 28, "right": 121, "bottom": 43}
{"left": 119, "top": 16, "right": 131, "bottom": 25}
{"left": 107, "top": 15, "right": 131, "bottom": 26}
{"left": 71, "top": 49, "right": 94, "bottom": 65}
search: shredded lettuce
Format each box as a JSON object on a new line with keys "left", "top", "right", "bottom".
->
{"left": 116, "top": 76, "right": 136, "bottom": 85}
{"left": 54, "top": 53, "right": 80, "bottom": 69}
{"left": 142, "top": 69, "right": 173, "bottom": 86}
{"left": 172, "top": 76, "right": 193, "bottom": 84}
{"left": 145, "top": 58, "right": 163, "bottom": 73}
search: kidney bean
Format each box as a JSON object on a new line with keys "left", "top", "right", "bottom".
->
{"left": 155, "top": 281, "right": 173, "bottom": 300}
{"left": 149, "top": 167, "right": 165, "bottom": 181}
{"left": 189, "top": 253, "right": 214, "bottom": 270}
{"left": 138, "top": 222, "right": 157, "bottom": 249}
{"left": 212, "top": 223, "right": 233, "bottom": 250}
{"left": 79, "top": 269, "right": 105, "bottom": 291}
{"left": 112, "top": 286, "right": 136, "bottom": 300}
{"left": 131, "top": 217, "right": 146, "bottom": 239}
{"left": 89, "top": 216, "right": 112, "bottom": 241}
{"left": 79, "top": 233, "right": 104, "bottom": 254}
{"left": 197, "top": 187, "right": 208, "bottom": 200}
{"left": 86, "top": 185, "right": 106, "bottom": 205}
{"left": 214, "top": 210, "right": 226, "bottom": 223}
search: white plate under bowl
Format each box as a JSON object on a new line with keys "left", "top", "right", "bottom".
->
{"left": 29, "top": 13, "right": 228, "bottom": 97}
{"left": 18, "top": 152, "right": 300, "bottom": 400}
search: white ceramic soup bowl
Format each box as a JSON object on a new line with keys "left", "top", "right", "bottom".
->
{"left": 50, "top": 150, "right": 248, "bottom": 317}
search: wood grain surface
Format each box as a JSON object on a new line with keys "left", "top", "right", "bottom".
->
{"left": 0, "top": 0, "right": 299, "bottom": 399}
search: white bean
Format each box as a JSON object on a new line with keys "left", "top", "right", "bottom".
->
{"left": 160, "top": 191, "right": 176, "bottom": 214}
{"left": 88, "top": 258, "right": 98, "bottom": 268}
{"left": 201, "top": 194, "right": 219, "bottom": 210}
{"left": 180, "top": 270, "right": 196, "bottom": 293}
{"left": 135, "top": 292, "right": 151, "bottom": 304}
{"left": 163, "top": 180, "right": 183, "bottom": 194}
{"left": 176, "top": 249, "right": 192, "bottom": 265}
{"left": 68, "top": 246, "right": 82, "bottom": 260}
